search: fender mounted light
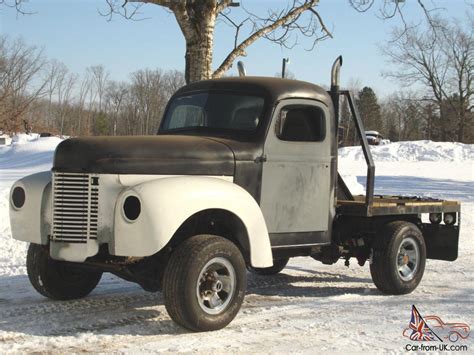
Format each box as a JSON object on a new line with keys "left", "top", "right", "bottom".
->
{"left": 12, "top": 186, "right": 26, "bottom": 209}
{"left": 123, "top": 195, "right": 141, "bottom": 222}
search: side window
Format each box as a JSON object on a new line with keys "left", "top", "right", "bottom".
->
{"left": 277, "top": 105, "right": 326, "bottom": 142}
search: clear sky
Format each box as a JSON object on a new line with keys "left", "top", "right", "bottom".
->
{"left": 0, "top": 0, "right": 471, "bottom": 97}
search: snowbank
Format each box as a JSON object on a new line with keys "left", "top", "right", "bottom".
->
{"left": 339, "top": 140, "right": 474, "bottom": 162}
{"left": 0, "top": 134, "right": 62, "bottom": 190}
{"left": 0, "top": 134, "right": 62, "bottom": 275}
{"left": 0, "top": 133, "right": 61, "bottom": 164}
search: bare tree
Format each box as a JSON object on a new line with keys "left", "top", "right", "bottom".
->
{"left": 162, "top": 69, "right": 186, "bottom": 98}
{"left": 76, "top": 70, "right": 95, "bottom": 135}
{"left": 0, "top": 36, "right": 48, "bottom": 132}
{"left": 382, "top": 14, "right": 473, "bottom": 142}
{"left": 3, "top": 1, "right": 443, "bottom": 84}
{"left": 101, "top": 0, "right": 334, "bottom": 83}
{"left": 105, "top": 80, "right": 128, "bottom": 135}
{"left": 44, "top": 60, "right": 69, "bottom": 128}
{"left": 130, "top": 69, "right": 166, "bottom": 134}
{"left": 101, "top": 0, "right": 440, "bottom": 83}
{"left": 56, "top": 72, "right": 77, "bottom": 135}
{"left": 88, "top": 65, "right": 109, "bottom": 112}
{"left": 382, "top": 91, "right": 426, "bottom": 141}
{"left": 443, "top": 18, "right": 473, "bottom": 141}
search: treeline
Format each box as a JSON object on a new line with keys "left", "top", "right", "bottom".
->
{"left": 341, "top": 13, "right": 473, "bottom": 145}
{"left": 340, "top": 87, "right": 474, "bottom": 146}
{"left": 1, "top": 14, "right": 472, "bottom": 143}
{"left": 0, "top": 36, "right": 185, "bottom": 136}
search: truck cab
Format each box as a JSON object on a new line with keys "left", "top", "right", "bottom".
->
{"left": 9, "top": 59, "right": 460, "bottom": 332}
{"left": 160, "top": 77, "right": 337, "bottom": 247}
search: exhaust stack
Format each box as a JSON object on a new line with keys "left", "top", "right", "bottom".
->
{"left": 237, "top": 61, "right": 246, "bottom": 77}
{"left": 330, "top": 56, "right": 343, "bottom": 128}
{"left": 331, "top": 55, "right": 343, "bottom": 88}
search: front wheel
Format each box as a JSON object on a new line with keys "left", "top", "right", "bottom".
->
{"left": 370, "top": 221, "right": 426, "bottom": 295}
{"left": 162, "top": 235, "right": 247, "bottom": 331}
{"left": 27, "top": 243, "right": 102, "bottom": 300}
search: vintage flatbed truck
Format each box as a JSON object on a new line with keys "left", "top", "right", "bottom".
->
{"left": 9, "top": 57, "right": 460, "bottom": 331}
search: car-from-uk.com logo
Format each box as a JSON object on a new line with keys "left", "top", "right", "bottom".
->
{"left": 403, "top": 305, "right": 470, "bottom": 352}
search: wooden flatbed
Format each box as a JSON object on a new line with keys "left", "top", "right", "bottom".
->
{"left": 337, "top": 195, "right": 461, "bottom": 217}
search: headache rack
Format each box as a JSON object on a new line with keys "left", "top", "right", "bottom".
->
{"left": 329, "top": 56, "right": 461, "bottom": 217}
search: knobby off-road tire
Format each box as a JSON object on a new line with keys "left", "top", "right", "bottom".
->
{"left": 247, "top": 257, "right": 290, "bottom": 276}
{"left": 27, "top": 243, "right": 102, "bottom": 300}
{"left": 162, "top": 235, "right": 247, "bottom": 332}
{"left": 370, "top": 221, "right": 426, "bottom": 295}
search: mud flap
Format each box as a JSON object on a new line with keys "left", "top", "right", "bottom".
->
{"left": 421, "top": 223, "right": 459, "bottom": 261}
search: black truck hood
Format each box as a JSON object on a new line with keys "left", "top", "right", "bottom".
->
{"left": 53, "top": 135, "right": 235, "bottom": 175}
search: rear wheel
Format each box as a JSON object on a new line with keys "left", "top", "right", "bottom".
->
{"left": 162, "top": 235, "right": 247, "bottom": 331}
{"left": 247, "top": 257, "right": 290, "bottom": 275}
{"left": 370, "top": 221, "right": 426, "bottom": 295}
{"left": 27, "top": 243, "right": 102, "bottom": 300}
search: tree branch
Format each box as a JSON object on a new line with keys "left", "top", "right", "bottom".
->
{"left": 216, "top": 0, "right": 234, "bottom": 13}
{"left": 0, "top": 0, "right": 35, "bottom": 15}
{"left": 213, "top": 0, "right": 324, "bottom": 78}
{"left": 219, "top": 12, "right": 249, "bottom": 49}
{"left": 99, "top": 0, "right": 175, "bottom": 21}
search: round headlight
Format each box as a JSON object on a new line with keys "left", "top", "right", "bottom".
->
{"left": 12, "top": 186, "right": 26, "bottom": 209}
{"left": 123, "top": 195, "right": 141, "bottom": 221}
{"left": 429, "top": 213, "right": 442, "bottom": 224}
{"left": 443, "top": 213, "right": 456, "bottom": 225}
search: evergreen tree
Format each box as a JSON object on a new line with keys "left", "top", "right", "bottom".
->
{"left": 357, "top": 87, "right": 383, "bottom": 132}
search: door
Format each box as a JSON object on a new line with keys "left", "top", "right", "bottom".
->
{"left": 260, "top": 99, "right": 333, "bottom": 242}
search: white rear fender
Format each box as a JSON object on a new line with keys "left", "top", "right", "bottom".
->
{"left": 113, "top": 176, "right": 273, "bottom": 268}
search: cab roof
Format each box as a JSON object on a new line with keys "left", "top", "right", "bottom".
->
{"left": 174, "top": 76, "right": 333, "bottom": 107}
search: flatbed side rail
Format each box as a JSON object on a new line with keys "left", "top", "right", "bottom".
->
{"left": 340, "top": 90, "right": 375, "bottom": 207}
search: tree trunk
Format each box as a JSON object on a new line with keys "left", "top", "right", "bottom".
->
{"left": 185, "top": 37, "right": 214, "bottom": 83}
{"left": 173, "top": 2, "right": 217, "bottom": 84}
{"left": 458, "top": 110, "right": 465, "bottom": 142}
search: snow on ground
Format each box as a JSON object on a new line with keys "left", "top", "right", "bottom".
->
{"left": 0, "top": 134, "right": 62, "bottom": 276}
{"left": 0, "top": 138, "right": 473, "bottom": 353}
{"left": 339, "top": 141, "right": 474, "bottom": 201}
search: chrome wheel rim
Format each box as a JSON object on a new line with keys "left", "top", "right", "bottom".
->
{"left": 196, "top": 257, "right": 236, "bottom": 315}
{"left": 396, "top": 237, "right": 419, "bottom": 281}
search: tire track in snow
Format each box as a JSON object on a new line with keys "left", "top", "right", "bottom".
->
{"left": 0, "top": 271, "right": 365, "bottom": 319}
{"left": 0, "top": 271, "right": 372, "bottom": 340}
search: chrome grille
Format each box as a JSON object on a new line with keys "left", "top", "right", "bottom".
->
{"left": 52, "top": 172, "right": 98, "bottom": 243}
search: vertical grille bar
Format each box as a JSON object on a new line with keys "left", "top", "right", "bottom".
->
{"left": 52, "top": 172, "right": 98, "bottom": 243}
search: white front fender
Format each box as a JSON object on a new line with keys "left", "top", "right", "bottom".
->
{"left": 9, "top": 171, "right": 52, "bottom": 245}
{"left": 113, "top": 176, "right": 273, "bottom": 268}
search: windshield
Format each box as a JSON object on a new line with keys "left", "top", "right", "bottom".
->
{"left": 161, "top": 92, "right": 265, "bottom": 133}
